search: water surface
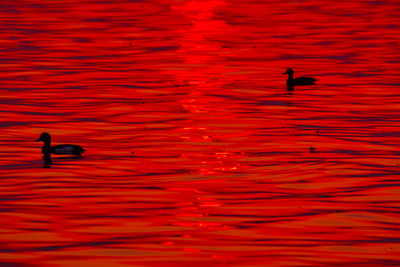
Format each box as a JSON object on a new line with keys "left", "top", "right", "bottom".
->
{"left": 1, "top": 0, "right": 400, "bottom": 265}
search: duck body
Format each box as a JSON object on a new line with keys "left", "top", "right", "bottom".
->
{"left": 284, "top": 68, "right": 317, "bottom": 89}
{"left": 289, "top": 76, "right": 317, "bottom": 86}
{"left": 36, "top": 132, "right": 85, "bottom": 156}
{"left": 51, "top": 144, "right": 85, "bottom": 155}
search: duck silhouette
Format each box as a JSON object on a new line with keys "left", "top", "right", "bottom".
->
{"left": 283, "top": 68, "right": 317, "bottom": 90}
{"left": 35, "top": 132, "right": 86, "bottom": 156}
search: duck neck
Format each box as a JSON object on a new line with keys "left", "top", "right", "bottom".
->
{"left": 287, "top": 72, "right": 293, "bottom": 80}
{"left": 42, "top": 140, "right": 51, "bottom": 154}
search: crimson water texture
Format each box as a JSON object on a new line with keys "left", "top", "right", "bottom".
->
{"left": 1, "top": 0, "right": 400, "bottom": 266}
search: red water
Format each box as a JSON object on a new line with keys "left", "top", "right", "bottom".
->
{"left": 1, "top": 0, "right": 400, "bottom": 266}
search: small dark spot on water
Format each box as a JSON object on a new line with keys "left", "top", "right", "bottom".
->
{"left": 85, "top": 18, "right": 109, "bottom": 23}
{"left": 146, "top": 46, "right": 180, "bottom": 52}
{"left": 0, "top": 261, "right": 33, "bottom": 267}
{"left": 76, "top": 37, "right": 92, "bottom": 43}
{"left": 140, "top": 186, "right": 165, "bottom": 190}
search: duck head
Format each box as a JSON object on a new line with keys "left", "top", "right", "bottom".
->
{"left": 35, "top": 132, "right": 51, "bottom": 143}
{"left": 283, "top": 68, "right": 294, "bottom": 75}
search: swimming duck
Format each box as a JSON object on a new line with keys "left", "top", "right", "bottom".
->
{"left": 35, "top": 132, "right": 86, "bottom": 156}
{"left": 283, "top": 68, "right": 317, "bottom": 90}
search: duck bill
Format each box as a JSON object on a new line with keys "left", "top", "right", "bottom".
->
{"left": 283, "top": 70, "right": 288, "bottom": 75}
{"left": 35, "top": 138, "right": 41, "bottom": 142}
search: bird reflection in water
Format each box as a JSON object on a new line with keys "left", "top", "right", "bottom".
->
{"left": 43, "top": 153, "right": 52, "bottom": 167}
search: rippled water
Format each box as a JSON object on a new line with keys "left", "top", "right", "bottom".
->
{"left": 1, "top": 0, "right": 400, "bottom": 265}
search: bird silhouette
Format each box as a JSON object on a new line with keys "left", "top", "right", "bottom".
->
{"left": 283, "top": 68, "right": 317, "bottom": 90}
{"left": 35, "top": 132, "right": 86, "bottom": 157}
